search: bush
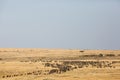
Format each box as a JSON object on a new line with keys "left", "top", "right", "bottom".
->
{"left": 80, "top": 50, "right": 84, "bottom": 53}
{"left": 98, "top": 54, "right": 104, "bottom": 57}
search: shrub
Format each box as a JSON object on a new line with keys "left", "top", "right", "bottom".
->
{"left": 98, "top": 53, "right": 104, "bottom": 57}
{"left": 80, "top": 50, "right": 84, "bottom": 53}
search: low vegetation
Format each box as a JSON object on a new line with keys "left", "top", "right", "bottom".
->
{"left": 0, "top": 49, "right": 120, "bottom": 80}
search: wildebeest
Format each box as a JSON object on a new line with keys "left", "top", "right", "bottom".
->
{"left": 2, "top": 75, "right": 5, "bottom": 78}
{"left": 49, "top": 68, "right": 59, "bottom": 74}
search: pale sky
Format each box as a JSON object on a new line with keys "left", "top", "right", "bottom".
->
{"left": 0, "top": 0, "right": 120, "bottom": 49}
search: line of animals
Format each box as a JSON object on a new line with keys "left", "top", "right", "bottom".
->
{"left": 2, "top": 70, "right": 48, "bottom": 78}
{"left": 1, "top": 60, "right": 120, "bottom": 78}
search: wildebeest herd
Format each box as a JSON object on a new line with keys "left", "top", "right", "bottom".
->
{"left": 1, "top": 60, "right": 120, "bottom": 78}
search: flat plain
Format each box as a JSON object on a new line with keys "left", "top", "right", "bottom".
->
{"left": 0, "top": 48, "right": 120, "bottom": 80}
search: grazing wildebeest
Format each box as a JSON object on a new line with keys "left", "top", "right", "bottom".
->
{"left": 49, "top": 68, "right": 59, "bottom": 74}
{"left": 2, "top": 75, "right": 5, "bottom": 78}
{"left": 6, "top": 75, "right": 11, "bottom": 78}
{"left": 27, "top": 72, "right": 32, "bottom": 75}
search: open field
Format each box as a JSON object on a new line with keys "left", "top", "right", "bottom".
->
{"left": 0, "top": 48, "right": 120, "bottom": 80}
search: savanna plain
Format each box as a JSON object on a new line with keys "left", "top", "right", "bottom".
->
{"left": 0, "top": 48, "right": 120, "bottom": 80}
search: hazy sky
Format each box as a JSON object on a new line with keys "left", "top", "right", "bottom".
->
{"left": 0, "top": 0, "right": 120, "bottom": 49}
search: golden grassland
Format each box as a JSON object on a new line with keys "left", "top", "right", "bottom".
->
{"left": 0, "top": 48, "right": 120, "bottom": 80}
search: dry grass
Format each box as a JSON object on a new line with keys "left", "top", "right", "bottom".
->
{"left": 0, "top": 48, "right": 120, "bottom": 80}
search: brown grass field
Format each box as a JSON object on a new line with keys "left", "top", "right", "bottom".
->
{"left": 0, "top": 48, "right": 120, "bottom": 80}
